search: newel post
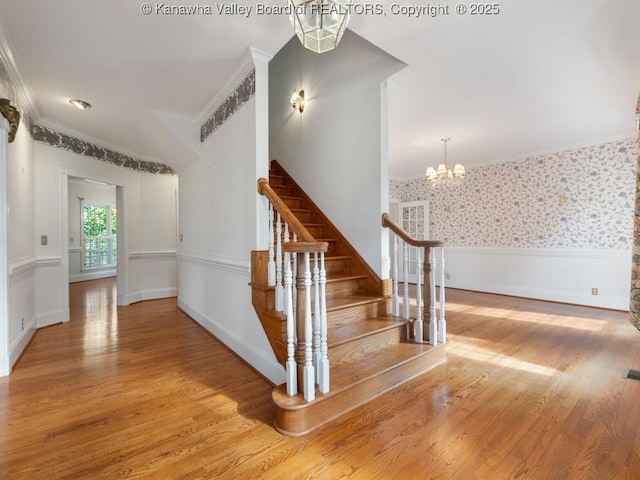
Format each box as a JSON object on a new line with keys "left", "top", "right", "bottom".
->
{"left": 295, "top": 251, "right": 315, "bottom": 401}
{"left": 422, "top": 247, "right": 431, "bottom": 343}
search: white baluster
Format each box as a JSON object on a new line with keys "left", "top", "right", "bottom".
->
{"left": 392, "top": 235, "right": 399, "bottom": 317}
{"left": 313, "top": 253, "right": 321, "bottom": 382}
{"left": 283, "top": 223, "right": 290, "bottom": 314}
{"left": 267, "top": 203, "right": 276, "bottom": 286}
{"left": 302, "top": 252, "right": 315, "bottom": 402}
{"left": 438, "top": 246, "right": 446, "bottom": 344}
{"left": 275, "top": 213, "right": 284, "bottom": 312}
{"left": 318, "top": 252, "right": 329, "bottom": 394}
{"left": 285, "top": 249, "right": 297, "bottom": 395}
{"left": 291, "top": 231, "right": 297, "bottom": 318}
{"left": 415, "top": 248, "right": 423, "bottom": 343}
{"left": 429, "top": 247, "right": 438, "bottom": 346}
{"left": 402, "top": 241, "right": 410, "bottom": 320}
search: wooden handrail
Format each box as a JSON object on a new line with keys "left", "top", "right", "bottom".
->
{"left": 381, "top": 213, "right": 443, "bottom": 248}
{"left": 258, "top": 178, "right": 328, "bottom": 253}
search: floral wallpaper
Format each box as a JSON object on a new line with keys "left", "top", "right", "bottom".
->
{"left": 390, "top": 138, "right": 637, "bottom": 250}
{"left": 200, "top": 68, "right": 255, "bottom": 143}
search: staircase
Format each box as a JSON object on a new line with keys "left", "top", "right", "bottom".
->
{"left": 251, "top": 160, "right": 447, "bottom": 436}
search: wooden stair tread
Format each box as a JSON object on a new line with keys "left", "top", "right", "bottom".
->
{"left": 324, "top": 294, "right": 384, "bottom": 311}
{"left": 272, "top": 342, "right": 446, "bottom": 408}
{"left": 325, "top": 273, "right": 368, "bottom": 283}
{"left": 324, "top": 255, "right": 351, "bottom": 262}
{"left": 328, "top": 316, "right": 406, "bottom": 345}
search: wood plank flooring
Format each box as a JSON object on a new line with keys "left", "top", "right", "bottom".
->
{"left": 1, "top": 278, "right": 639, "bottom": 479}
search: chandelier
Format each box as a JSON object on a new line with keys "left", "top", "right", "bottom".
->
{"left": 426, "top": 137, "right": 465, "bottom": 186}
{"left": 288, "top": 0, "right": 353, "bottom": 54}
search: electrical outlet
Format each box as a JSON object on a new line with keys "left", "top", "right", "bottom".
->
{"left": 40, "top": 235, "right": 48, "bottom": 246}
{"left": 180, "top": 234, "right": 183, "bottom": 242}
{"left": 21, "top": 318, "right": 24, "bottom": 331}
{"left": 445, "top": 272, "right": 451, "bottom": 280}
{"left": 591, "top": 288, "right": 598, "bottom": 296}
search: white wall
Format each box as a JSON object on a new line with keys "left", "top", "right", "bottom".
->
{"left": 34, "top": 142, "right": 178, "bottom": 328}
{"left": 128, "top": 173, "right": 179, "bottom": 303}
{"left": 68, "top": 178, "right": 116, "bottom": 282}
{"left": 2, "top": 111, "right": 35, "bottom": 375}
{"left": 269, "top": 30, "right": 405, "bottom": 278}
{"left": 177, "top": 54, "right": 284, "bottom": 385}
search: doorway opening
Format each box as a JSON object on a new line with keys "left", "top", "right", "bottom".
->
{"left": 68, "top": 177, "right": 117, "bottom": 284}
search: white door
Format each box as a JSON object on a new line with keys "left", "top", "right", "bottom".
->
{"left": 396, "top": 200, "right": 429, "bottom": 284}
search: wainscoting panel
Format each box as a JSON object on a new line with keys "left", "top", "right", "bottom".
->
{"left": 35, "top": 255, "right": 69, "bottom": 328}
{"left": 8, "top": 256, "right": 37, "bottom": 370}
{"left": 177, "top": 253, "right": 285, "bottom": 385}
{"left": 126, "top": 250, "right": 178, "bottom": 304}
{"left": 440, "top": 247, "right": 631, "bottom": 310}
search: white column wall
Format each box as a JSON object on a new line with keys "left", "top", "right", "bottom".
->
{"left": 178, "top": 83, "right": 285, "bottom": 385}
{"left": 5, "top": 117, "right": 35, "bottom": 374}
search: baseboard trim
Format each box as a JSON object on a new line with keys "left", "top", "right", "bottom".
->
{"left": 9, "top": 315, "right": 37, "bottom": 368}
{"left": 70, "top": 270, "right": 116, "bottom": 283}
{"left": 126, "top": 287, "right": 178, "bottom": 304}
{"left": 37, "top": 308, "right": 69, "bottom": 328}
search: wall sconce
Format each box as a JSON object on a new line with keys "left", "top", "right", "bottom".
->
{"left": 0, "top": 98, "right": 20, "bottom": 143}
{"left": 290, "top": 90, "right": 305, "bottom": 113}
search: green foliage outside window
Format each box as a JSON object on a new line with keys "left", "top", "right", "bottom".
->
{"left": 83, "top": 204, "right": 117, "bottom": 268}
{"left": 84, "top": 205, "right": 108, "bottom": 237}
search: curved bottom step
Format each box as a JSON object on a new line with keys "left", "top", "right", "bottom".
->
{"left": 272, "top": 342, "right": 447, "bottom": 436}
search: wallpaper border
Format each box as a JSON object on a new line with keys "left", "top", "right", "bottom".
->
{"left": 200, "top": 68, "right": 256, "bottom": 143}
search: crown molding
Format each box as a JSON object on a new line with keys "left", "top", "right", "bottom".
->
{"left": 0, "top": 13, "right": 40, "bottom": 122}
{"left": 249, "top": 47, "right": 273, "bottom": 68}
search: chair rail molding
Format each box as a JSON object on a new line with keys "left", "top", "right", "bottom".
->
{"left": 8, "top": 255, "right": 37, "bottom": 276}
{"left": 177, "top": 252, "right": 250, "bottom": 275}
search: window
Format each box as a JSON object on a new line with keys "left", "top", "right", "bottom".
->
{"left": 81, "top": 201, "right": 117, "bottom": 269}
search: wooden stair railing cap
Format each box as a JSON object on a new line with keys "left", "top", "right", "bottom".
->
{"left": 381, "top": 213, "right": 443, "bottom": 248}
{"left": 258, "top": 177, "right": 328, "bottom": 252}
{"left": 283, "top": 241, "right": 329, "bottom": 253}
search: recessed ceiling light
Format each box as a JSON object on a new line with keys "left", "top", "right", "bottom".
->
{"left": 69, "top": 99, "right": 92, "bottom": 110}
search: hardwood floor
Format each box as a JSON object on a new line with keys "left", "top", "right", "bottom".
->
{"left": 1, "top": 278, "right": 640, "bottom": 479}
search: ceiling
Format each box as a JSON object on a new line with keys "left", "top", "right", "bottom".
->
{"left": 0, "top": 0, "right": 638, "bottom": 179}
